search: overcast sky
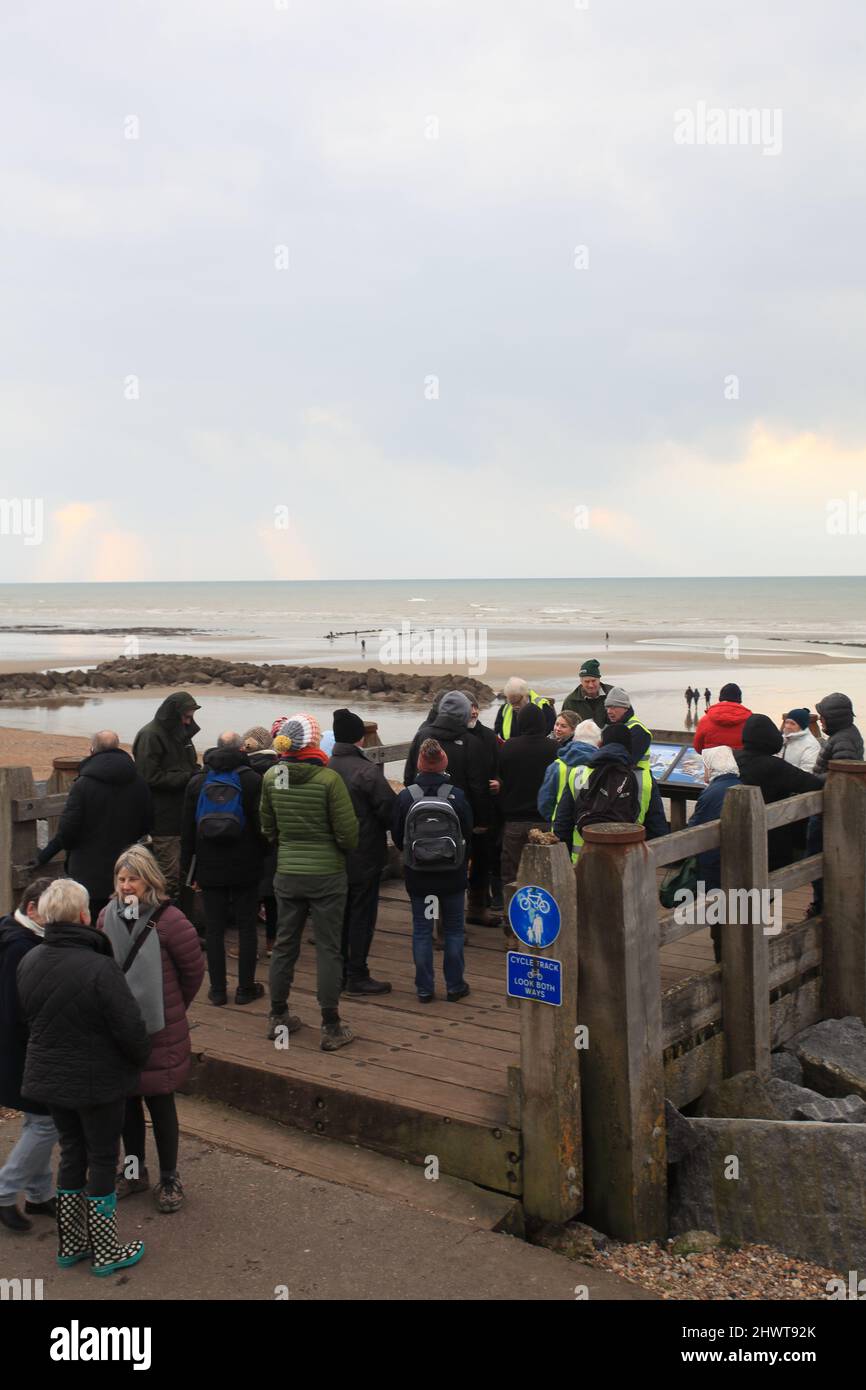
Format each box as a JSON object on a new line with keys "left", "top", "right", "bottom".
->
{"left": 2, "top": 0, "right": 866, "bottom": 582}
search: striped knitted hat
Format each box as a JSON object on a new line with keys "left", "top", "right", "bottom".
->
{"left": 274, "top": 713, "right": 322, "bottom": 754}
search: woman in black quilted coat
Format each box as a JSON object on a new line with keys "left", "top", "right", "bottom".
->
{"left": 16, "top": 878, "right": 151, "bottom": 1278}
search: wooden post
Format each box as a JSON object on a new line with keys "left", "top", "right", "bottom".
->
{"left": 719, "top": 784, "right": 770, "bottom": 1077}
{"left": 0, "top": 767, "right": 39, "bottom": 915}
{"left": 576, "top": 823, "right": 667, "bottom": 1241}
{"left": 822, "top": 759, "right": 866, "bottom": 1021}
{"left": 46, "top": 756, "right": 81, "bottom": 840}
{"left": 361, "top": 722, "right": 382, "bottom": 749}
{"left": 509, "top": 839, "right": 581, "bottom": 1226}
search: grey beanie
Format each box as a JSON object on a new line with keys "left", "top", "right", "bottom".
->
{"left": 437, "top": 690, "right": 472, "bottom": 725}
{"left": 604, "top": 686, "right": 630, "bottom": 709}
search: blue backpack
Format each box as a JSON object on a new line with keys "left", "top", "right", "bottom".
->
{"left": 195, "top": 770, "right": 246, "bottom": 842}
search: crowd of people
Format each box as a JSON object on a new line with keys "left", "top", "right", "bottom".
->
{"left": 0, "top": 658, "right": 862, "bottom": 1274}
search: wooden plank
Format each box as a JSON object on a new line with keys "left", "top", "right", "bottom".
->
{"left": 765, "top": 790, "right": 823, "bottom": 829}
{"left": 822, "top": 760, "right": 866, "bottom": 1019}
{"left": 719, "top": 785, "right": 770, "bottom": 1077}
{"left": 11, "top": 793, "right": 68, "bottom": 821}
{"left": 768, "top": 854, "right": 823, "bottom": 893}
{"left": 646, "top": 820, "right": 721, "bottom": 868}
{"left": 0, "top": 768, "right": 38, "bottom": 914}
{"left": 577, "top": 825, "right": 666, "bottom": 1242}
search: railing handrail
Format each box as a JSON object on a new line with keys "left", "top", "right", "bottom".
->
{"left": 646, "top": 786, "right": 824, "bottom": 868}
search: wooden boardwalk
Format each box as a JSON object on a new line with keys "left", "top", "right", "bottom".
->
{"left": 185, "top": 878, "right": 815, "bottom": 1194}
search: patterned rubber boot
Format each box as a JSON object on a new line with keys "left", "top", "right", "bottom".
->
{"left": 86, "top": 1191, "right": 145, "bottom": 1277}
{"left": 56, "top": 1188, "right": 91, "bottom": 1267}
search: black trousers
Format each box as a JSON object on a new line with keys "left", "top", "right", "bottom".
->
{"left": 262, "top": 893, "right": 277, "bottom": 943}
{"left": 123, "top": 1093, "right": 179, "bottom": 1177}
{"left": 201, "top": 883, "right": 259, "bottom": 991}
{"left": 51, "top": 1098, "right": 126, "bottom": 1196}
{"left": 341, "top": 872, "right": 382, "bottom": 983}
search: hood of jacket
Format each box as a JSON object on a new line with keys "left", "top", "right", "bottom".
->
{"left": 248, "top": 749, "right": 278, "bottom": 772}
{"left": 77, "top": 747, "right": 138, "bottom": 786}
{"left": 42, "top": 920, "right": 116, "bottom": 957}
{"left": 816, "top": 692, "right": 855, "bottom": 735}
{"left": 590, "top": 743, "right": 633, "bottom": 770}
{"left": 330, "top": 742, "right": 368, "bottom": 761}
{"left": 557, "top": 739, "right": 600, "bottom": 768}
{"left": 203, "top": 745, "right": 250, "bottom": 773}
{"left": 741, "top": 713, "right": 783, "bottom": 755}
{"left": 708, "top": 700, "right": 752, "bottom": 727}
{"left": 0, "top": 913, "right": 41, "bottom": 966}
{"left": 516, "top": 702, "right": 547, "bottom": 736}
{"left": 154, "top": 692, "right": 201, "bottom": 738}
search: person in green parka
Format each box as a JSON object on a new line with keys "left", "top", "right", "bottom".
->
{"left": 133, "top": 692, "right": 201, "bottom": 899}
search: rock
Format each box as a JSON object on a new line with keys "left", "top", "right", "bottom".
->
{"left": 766, "top": 1077, "right": 828, "bottom": 1119}
{"left": 665, "top": 1099, "right": 701, "bottom": 1164}
{"left": 531, "top": 1220, "right": 611, "bottom": 1261}
{"left": 771, "top": 1050, "right": 804, "bottom": 1085}
{"left": 788, "top": 1016, "right": 866, "bottom": 1102}
{"left": 696, "top": 1070, "right": 783, "bottom": 1121}
{"left": 366, "top": 668, "right": 386, "bottom": 694}
{"left": 297, "top": 675, "right": 314, "bottom": 691}
{"left": 794, "top": 1095, "right": 866, "bottom": 1123}
{"left": 670, "top": 1230, "right": 721, "bottom": 1257}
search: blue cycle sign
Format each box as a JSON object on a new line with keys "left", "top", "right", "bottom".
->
{"left": 508, "top": 884, "right": 561, "bottom": 948}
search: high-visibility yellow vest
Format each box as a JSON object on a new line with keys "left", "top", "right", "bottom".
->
{"left": 626, "top": 715, "right": 652, "bottom": 772}
{"left": 500, "top": 690, "right": 551, "bottom": 740}
{"left": 566, "top": 762, "right": 652, "bottom": 864}
{"left": 550, "top": 758, "right": 570, "bottom": 826}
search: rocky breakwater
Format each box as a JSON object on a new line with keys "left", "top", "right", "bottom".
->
{"left": 0, "top": 654, "right": 496, "bottom": 709}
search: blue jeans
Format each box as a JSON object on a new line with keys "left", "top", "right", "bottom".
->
{"left": 0, "top": 1112, "right": 58, "bottom": 1205}
{"left": 409, "top": 891, "right": 466, "bottom": 998}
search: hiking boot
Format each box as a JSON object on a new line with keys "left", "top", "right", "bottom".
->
{"left": 447, "top": 983, "right": 471, "bottom": 1003}
{"left": 87, "top": 1192, "right": 144, "bottom": 1276}
{"left": 266, "top": 1010, "right": 302, "bottom": 1041}
{"left": 344, "top": 977, "right": 392, "bottom": 996}
{"left": 153, "top": 1177, "right": 185, "bottom": 1214}
{"left": 321, "top": 1021, "right": 355, "bottom": 1051}
{"left": 55, "top": 1188, "right": 90, "bottom": 1265}
{"left": 25, "top": 1197, "right": 56, "bottom": 1217}
{"left": 234, "top": 982, "right": 265, "bottom": 1005}
{"left": 208, "top": 987, "right": 227, "bottom": 1006}
{"left": 116, "top": 1167, "right": 150, "bottom": 1200}
{"left": 0, "top": 1203, "right": 31, "bottom": 1233}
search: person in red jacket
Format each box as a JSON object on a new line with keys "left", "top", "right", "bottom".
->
{"left": 693, "top": 683, "right": 752, "bottom": 753}
{"left": 98, "top": 845, "right": 204, "bottom": 1214}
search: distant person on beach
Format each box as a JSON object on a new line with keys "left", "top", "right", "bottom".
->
{"left": 242, "top": 726, "right": 279, "bottom": 954}
{"left": 261, "top": 715, "right": 359, "bottom": 1052}
{"left": 17, "top": 877, "right": 150, "bottom": 1277}
{"left": 777, "top": 709, "right": 821, "bottom": 773}
{"left": 98, "top": 846, "right": 203, "bottom": 1215}
{"left": 805, "top": 693, "right": 864, "bottom": 917}
{"left": 181, "top": 731, "right": 267, "bottom": 1007}
{"left": 684, "top": 685, "right": 694, "bottom": 710}
{"left": 733, "top": 715, "right": 823, "bottom": 871}
{"left": 538, "top": 717, "right": 601, "bottom": 825}
{"left": 328, "top": 708, "right": 396, "bottom": 995}
{"left": 553, "top": 725, "right": 667, "bottom": 862}
{"left": 133, "top": 694, "right": 201, "bottom": 900}
{"left": 562, "top": 659, "right": 611, "bottom": 728}
{"left": 603, "top": 687, "right": 652, "bottom": 771}
{"left": 466, "top": 699, "right": 501, "bottom": 927}
{"left": 693, "top": 683, "right": 752, "bottom": 753}
{"left": 36, "top": 731, "right": 152, "bottom": 922}
{"left": 392, "top": 739, "right": 472, "bottom": 1004}
{"left": 704, "top": 687, "right": 711, "bottom": 711}
{"left": 688, "top": 746, "right": 741, "bottom": 963}
{"left": 0, "top": 876, "right": 57, "bottom": 1235}
{"left": 494, "top": 677, "right": 556, "bottom": 740}
{"left": 493, "top": 703, "right": 557, "bottom": 886}
{"left": 361, "top": 639, "right": 366, "bottom": 655}
{"left": 404, "top": 692, "right": 490, "bottom": 826}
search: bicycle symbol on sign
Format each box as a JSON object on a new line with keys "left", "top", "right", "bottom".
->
{"left": 517, "top": 887, "right": 551, "bottom": 916}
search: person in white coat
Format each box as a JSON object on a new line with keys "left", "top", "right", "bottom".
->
{"left": 777, "top": 708, "right": 821, "bottom": 773}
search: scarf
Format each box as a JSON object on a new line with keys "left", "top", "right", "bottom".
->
{"left": 14, "top": 908, "right": 44, "bottom": 938}
{"left": 276, "top": 747, "right": 329, "bottom": 765}
{"left": 101, "top": 898, "right": 166, "bottom": 1035}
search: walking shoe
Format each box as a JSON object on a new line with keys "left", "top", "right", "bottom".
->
{"left": 116, "top": 1167, "right": 150, "bottom": 1200}
{"left": 56, "top": 1188, "right": 90, "bottom": 1266}
{"left": 321, "top": 1021, "right": 355, "bottom": 1051}
{"left": 266, "top": 1010, "right": 302, "bottom": 1040}
{"left": 0, "top": 1203, "right": 31, "bottom": 1233}
{"left": 234, "top": 982, "right": 265, "bottom": 1005}
{"left": 25, "top": 1197, "right": 56, "bottom": 1217}
{"left": 417, "top": 993, "right": 435, "bottom": 1004}
{"left": 87, "top": 1192, "right": 144, "bottom": 1276}
{"left": 447, "top": 983, "right": 471, "bottom": 1003}
{"left": 344, "top": 977, "right": 392, "bottom": 996}
{"left": 153, "top": 1176, "right": 185, "bottom": 1214}
{"left": 208, "top": 987, "right": 227, "bottom": 1006}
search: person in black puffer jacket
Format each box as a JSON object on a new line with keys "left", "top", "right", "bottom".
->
{"left": 180, "top": 732, "right": 268, "bottom": 1007}
{"left": 37, "top": 733, "right": 152, "bottom": 920}
{"left": 243, "top": 726, "right": 280, "bottom": 952}
{"left": 16, "top": 877, "right": 151, "bottom": 1277}
{"left": 496, "top": 702, "right": 557, "bottom": 885}
{"left": 806, "top": 693, "right": 864, "bottom": 914}
{"left": 403, "top": 691, "right": 490, "bottom": 825}
{"left": 734, "top": 714, "right": 824, "bottom": 870}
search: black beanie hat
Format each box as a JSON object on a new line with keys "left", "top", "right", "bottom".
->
{"left": 601, "top": 723, "right": 632, "bottom": 752}
{"left": 333, "top": 708, "right": 366, "bottom": 744}
{"left": 742, "top": 713, "right": 783, "bottom": 755}
{"left": 517, "top": 702, "right": 547, "bottom": 735}
{"left": 719, "top": 683, "right": 742, "bottom": 703}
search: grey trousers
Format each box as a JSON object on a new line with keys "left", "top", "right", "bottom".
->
{"left": 270, "top": 872, "right": 348, "bottom": 1012}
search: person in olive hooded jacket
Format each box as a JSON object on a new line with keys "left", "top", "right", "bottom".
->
{"left": 133, "top": 692, "right": 201, "bottom": 899}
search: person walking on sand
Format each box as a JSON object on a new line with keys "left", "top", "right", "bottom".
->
{"left": 261, "top": 715, "right": 359, "bottom": 1051}
{"left": 693, "top": 683, "right": 752, "bottom": 753}
{"left": 703, "top": 687, "right": 711, "bottom": 712}
{"left": 36, "top": 732, "right": 152, "bottom": 923}
{"left": 16, "top": 878, "right": 151, "bottom": 1277}
{"left": 0, "top": 877, "right": 57, "bottom": 1235}
{"left": 133, "top": 693, "right": 201, "bottom": 899}
{"left": 181, "top": 731, "right": 268, "bottom": 1006}
{"left": 392, "top": 740, "right": 472, "bottom": 1004}
{"left": 99, "top": 846, "right": 203, "bottom": 1214}
{"left": 684, "top": 686, "right": 694, "bottom": 713}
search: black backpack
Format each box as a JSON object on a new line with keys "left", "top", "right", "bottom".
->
{"left": 574, "top": 762, "right": 640, "bottom": 835}
{"left": 403, "top": 783, "right": 465, "bottom": 871}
